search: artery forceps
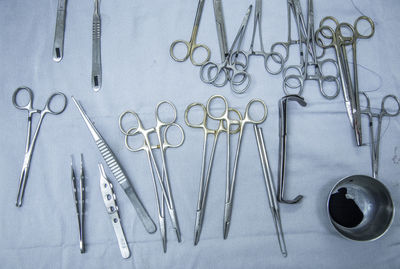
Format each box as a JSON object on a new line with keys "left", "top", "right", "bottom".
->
{"left": 92, "top": 0, "right": 102, "bottom": 91}
{"left": 278, "top": 95, "right": 306, "bottom": 204}
{"left": 254, "top": 125, "right": 287, "bottom": 257}
{"left": 52, "top": 0, "right": 67, "bottom": 62}
{"left": 70, "top": 154, "right": 85, "bottom": 253}
{"left": 119, "top": 102, "right": 184, "bottom": 252}
{"left": 13, "top": 87, "right": 67, "bottom": 207}
{"left": 206, "top": 95, "right": 267, "bottom": 238}
{"left": 185, "top": 102, "right": 241, "bottom": 245}
{"left": 170, "top": 0, "right": 211, "bottom": 66}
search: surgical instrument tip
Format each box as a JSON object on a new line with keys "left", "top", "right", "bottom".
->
{"left": 175, "top": 228, "right": 182, "bottom": 243}
{"left": 194, "top": 229, "right": 200, "bottom": 246}
{"left": 223, "top": 221, "right": 230, "bottom": 240}
{"left": 80, "top": 241, "right": 84, "bottom": 253}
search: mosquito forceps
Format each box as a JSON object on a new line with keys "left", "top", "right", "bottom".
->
{"left": 119, "top": 101, "right": 184, "bottom": 252}
{"left": 206, "top": 95, "right": 267, "bottom": 238}
{"left": 185, "top": 102, "right": 241, "bottom": 245}
{"left": 170, "top": 0, "right": 211, "bottom": 66}
{"left": 200, "top": 5, "right": 253, "bottom": 94}
{"left": 53, "top": 0, "right": 67, "bottom": 62}
{"left": 13, "top": 87, "right": 67, "bottom": 207}
{"left": 360, "top": 93, "right": 400, "bottom": 178}
{"left": 234, "top": 0, "right": 284, "bottom": 75}
{"left": 71, "top": 154, "right": 85, "bottom": 253}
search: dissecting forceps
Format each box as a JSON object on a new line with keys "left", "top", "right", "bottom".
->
{"left": 72, "top": 97, "right": 157, "bottom": 234}
{"left": 278, "top": 95, "right": 307, "bottom": 204}
{"left": 254, "top": 125, "right": 287, "bottom": 257}
{"left": 92, "top": 0, "right": 102, "bottom": 91}
{"left": 13, "top": 87, "right": 67, "bottom": 207}
{"left": 99, "top": 163, "right": 130, "bottom": 259}
{"left": 53, "top": 0, "right": 67, "bottom": 62}
{"left": 71, "top": 154, "right": 85, "bottom": 253}
{"left": 185, "top": 102, "right": 241, "bottom": 245}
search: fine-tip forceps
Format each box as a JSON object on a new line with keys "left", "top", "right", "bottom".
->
{"left": 271, "top": 0, "right": 308, "bottom": 64}
{"left": 200, "top": 5, "right": 253, "bottom": 94}
{"left": 170, "top": 0, "right": 211, "bottom": 66}
{"left": 360, "top": 93, "right": 400, "bottom": 179}
{"left": 278, "top": 95, "right": 306, "bottom": 204}
{"left": 253, "top": 125, "right": 287, "bottom": 257}
{"left": 119, "top": 101, "right": 184, "bottom": 252}
{"left": 52, "top": 0, "right": 67, "bottom": 62}
{"left": 13, "top": 87, "right": 67, "bottom": 207}
{"left": 92, "top": 0, "right": 102, "bottom": 91}
{"left": 99, "top": 163, "right": 131, "bottom": 259}
{"left": 206, "top": 95, "right": 267, "bottom": 238}
{"left": 282, "top": 0, "right": 340, "bottom": 99}
{"left": 71, "top": 97, "right": 157, "bottom": 234}
{"left": 234, "top": 0, "right": 284, "bottom": 76}
{"left": 316, "top": 16, "right": 375, "bottom": 146}
{"left": 70, "top": 154, "right": 85, "bottom": 253}
{"left": 185, "top": 102, "right": 241, "bottom": 245}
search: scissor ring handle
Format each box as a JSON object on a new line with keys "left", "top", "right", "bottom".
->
{"left": 318, "top": 58, "right": 339, "bottom": 78}
{"left": 315, "top": 25, "right": 336, "bottom": 49}
{"left": 124, "top": 127, "right": 146, "bottom": 152}
{"left": 283, "top": 74, "right": 304, "bottom": 97}
{"left": 336, "top": 22, "right": 355, "bottom": 44}
{"left": 162, "top": 123, "right": 185, "bottom": 149}
{"left": 354, "top": 16, "right": 375, "bottom": 39}
{"left": 230, "top": 71, "right": 251, "bottom": 94}
{"left": 190, "top": 43, "right": 211, "bottom": 66}
{"left": 119, "top": 110, "right": 141, "bottom": 136}
{"left": 155, "top": 100, "right": 177, "bottom": 125}
{"left": 12, "top": 86, "right": 34, "bottom": 110}
{"left": 264, "top": 51, "right": 284, "bottom": 75}
{"left": 319, "top": 75, "right": 340, "bottom": 100}
{"left": 244, "top": 99, "right": 268, "bottom": 124}
{"left": 200, "top": 61, "right": 219, "bottom": 84}
{"left": 43, "top": 92, "right": 67, "bottom": 115}
{"left": 169, "top": 39, "right": 190, "bottom": 63}
{"left": 382, "top": 95, "right": 400, "bottom": 117}
{"left": 270, "top": 41, "right": 289, "bottom": 64}
{"left": 319, "top": 16, "right": 339, "bottom": 39}
{"left": 184, "top": 102, "right": 207, "bottom": 129}
{"left": 206, "top": 95, "right": 229, "bottom": 120}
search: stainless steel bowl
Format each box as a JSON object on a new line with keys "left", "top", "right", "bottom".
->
{"left": 327, "top": 175, "right": 394, "bottom": 241}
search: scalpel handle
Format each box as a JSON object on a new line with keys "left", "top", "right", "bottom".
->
{"left": 92, "top": 0, "right": 102, "bottom": 91}
{"left": 53, "top": 0, "right": 67, "bottom": 62}
{"left": 96, "top": 139, "right": 157, "bottom": 234}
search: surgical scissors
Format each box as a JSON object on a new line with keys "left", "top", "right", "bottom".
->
{"left": 185, "top": 102, "right": 241, "bottom": 245}
{"left": 206, "top": 95, "right": 267, "bottom": 238}
{"left": 360, "top": 93, "right": 400, "bottom": 178}
{"left": 233, "top": 0, "right": 284, "bottom": 75}
{"left": 13, "top": 87, "right": 67, "bottom": 207}
{"left": 282, "top": 0, "right": 340, "bottom": 98}
{"left": 119, "top": 102, "right": 184, "bottom": 252}
{"left": 200, "top": 5, "right": 252, "bottom": 94}
{"left": 170, "top": 0, "right": 211, "bottom": 66}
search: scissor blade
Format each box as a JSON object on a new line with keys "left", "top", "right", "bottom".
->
{"left": 213, "top": 0, "right": 228, "bottom": 61}
{"left": 223, "top": 202, "right": 232, "bottom": 239}
{"left": 159, "top": 215, "right": 167, "bottom": 253}
{"left": 194, "top": 209, "right": 203, "bottom": 245}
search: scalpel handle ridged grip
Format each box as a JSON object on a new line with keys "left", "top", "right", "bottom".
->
{"left": 53, "top": 0, "right": 67, "bottom": 62}
{"left": 92, "top": 1, "right": 102, "bottom": 91}
{"left": 96, "top": 139, "right": 157, "bottom": 234}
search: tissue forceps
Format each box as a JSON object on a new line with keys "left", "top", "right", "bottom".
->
{"left": 253, "top": 125, "right": 287, "bottom": 257}
{"left": 92, "top": 0, "right": 102, "bottom": 91}
{"left": 200, "top": 5, "right": 253, "bottom": 94}
{"left": 206, "top": 95, "right": 267, "bottom": 238}
{"left": 360, "top": 93, "right": 400, "bottom": 178}
{"left": 13, "top": 87, "right": 67, "bottom": 207}
{"left": 185, "top": 102, "right": 241, "bottom": 245}
{"left": 52, "top": 0, "right": 67, "bottom": 62}
{"left": 170, "top": 0, "right": 211, "bottom": 66}
{"left": 119, "top": 103, "right": 184, "bottom": 252}
{"left": 233, "top": 0, "right": 284, "bottom": 75}
{"left": 278, "top": 95, "right": 306, "bottom": 204}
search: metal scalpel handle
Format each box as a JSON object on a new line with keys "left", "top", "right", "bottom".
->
{"left": 53, "top": 0, "right": 67, "bottom": 62}
{"left": 99, "top": 164, "right": 130, "bottom": 259}
{"left": 92, "top": 0, "right": 102, "bottom": 91}
{"left": 71, "top": 97, "right": 156, "bottom": 234}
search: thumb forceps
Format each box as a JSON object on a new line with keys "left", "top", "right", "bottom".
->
{"left": 13, "top": 87, "right": 67, "bottom": 207}
{"left": 278, "top": 95, "right": 306, "bottom": 204}
{"left": 254, "top": 125, "right": 287, "bottom": 257}
{"left": 185, "top": 102, "right": 241, "bottom": 245}
{"left": 70, "top": 154, "right": 85, "bottom": 253}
